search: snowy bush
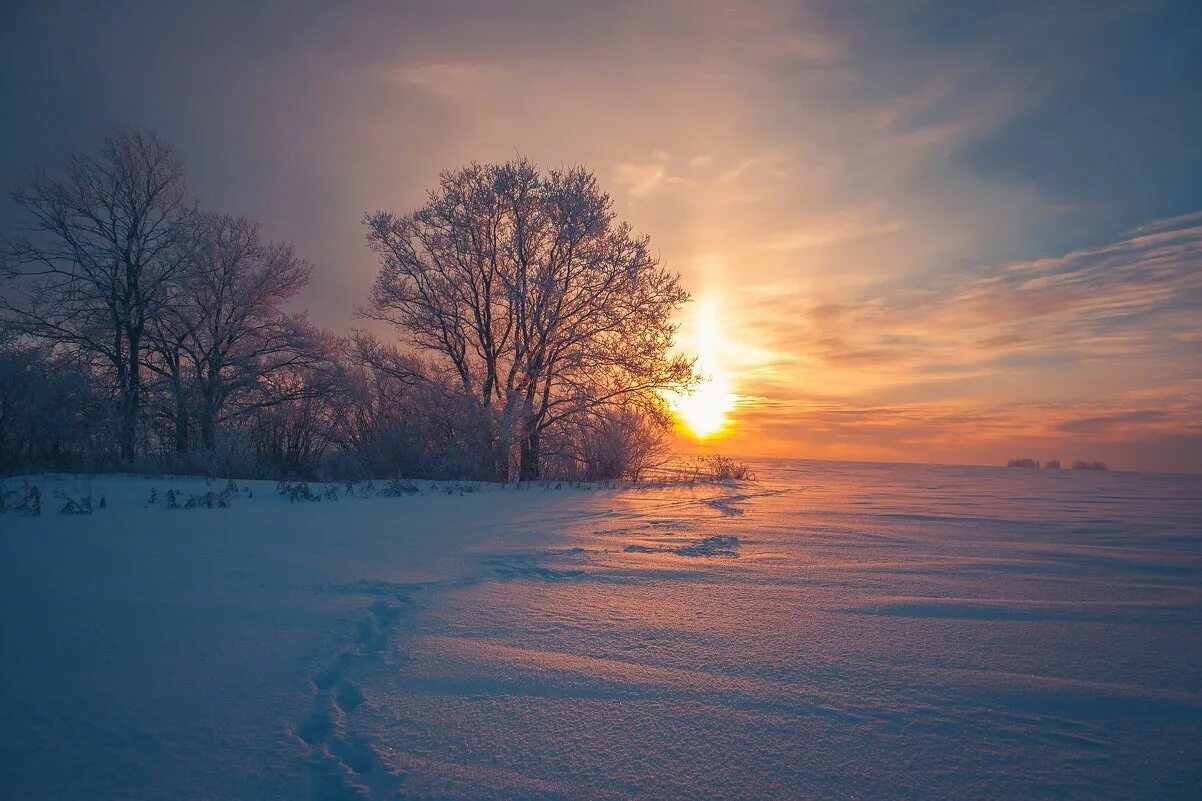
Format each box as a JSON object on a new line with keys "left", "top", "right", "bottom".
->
{"left": 379, "top": 479, "right": 420, "bottom": 497}
{"left": 0, "top": 337, "right": 109, "bottom": 474}
{"left": 17, "top": 484, "right": 41, "bottom": 516}
{"left": 342, "top": 480, "right": 374, "bottom": 498}
{"left": 183, "top": 491, "right": 228, "bottom": 509}
{"left": 55, "top": 491, "right": 92, "bottom": 515}
{"left": 689, "top": 456, "right": 756, "bottom": 482}
{"left": 548, "top": 406, "right": 671, "bottom": 482}
{"left": 276, "top": 481, "right": 320, "bottom": 503}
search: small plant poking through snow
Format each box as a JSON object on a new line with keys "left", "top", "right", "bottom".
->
{"left": 55, "top": 490, "right": 93, "bottom": 515}
{"left": 145, "top": 484, "right": 237, "bottom": 511}
{"left": 343, "top": 480, "right": 374, "bottom": 498}
{"left": 276, "top": 481, "right": 320, "bottom": 503}
{"left": 379, "top": 479, "right": 421, "bottom": 497}
{"left": 184, "top": 491, "right": 229, "bottom": 509}
{"left": 19, "top": 484, "right": 42, "bottom": 516}
{"left": 2, "top": 482, "right": 42, "bottom": 516}
{"left": 219, "top": 481, "right": 247, "bottom": 504}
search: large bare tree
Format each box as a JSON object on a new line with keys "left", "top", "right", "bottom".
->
{"left": 363, "top": 158, "right": 695, "bottom": 480}
{"left": 0, "top": 131, "right": 194, "bottom": 462}
{"left": 146, "top": 212, "right": 328, "bottom": 451}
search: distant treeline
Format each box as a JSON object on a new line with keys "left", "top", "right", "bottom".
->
{"left": 1006, "top": 458, "right": 1109, "bottom": 471}
{"left": 1, "top": 131, "right": 697, "bottom": 481}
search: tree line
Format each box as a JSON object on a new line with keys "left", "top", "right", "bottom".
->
{"left": 1, "top": 131, "right": 695, "bottom": 480}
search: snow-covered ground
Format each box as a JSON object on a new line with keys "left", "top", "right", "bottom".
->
{"left": 2, "top": 462, "right": 1200, "bottom": 800}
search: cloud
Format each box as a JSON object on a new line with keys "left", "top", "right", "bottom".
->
{"left": 614, "top": 161, "right": 676, "bottom": 199}
{"left": 709, "top": 212, "right": 1202, "bottom": 471}
{"left": 716, "top": 153, "right": 789, "bottom": 183}
{"left": 772, "top": 211, "right": 1202, "bottom": 377}
{"left": 704, "top": 387, "right": 1202, "bottom": 471}
{"left": 1057, "top": 410, "right": 1169, "bottom": 434}
{"left": 384, "top": 61, "right": 516, "bottom": 98}
{"left": 763, "top": 217, "right": 903, "bottom": 251}
{"left": 946, "top": 217, "right": 1202, "bottom": 358}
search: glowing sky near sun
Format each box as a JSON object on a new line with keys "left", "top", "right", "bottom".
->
{"left": 3, "top": 1, "right": 1200, "bottom": 471}
{"left": 669, "top": 294, "right": 738, "bottom": 439}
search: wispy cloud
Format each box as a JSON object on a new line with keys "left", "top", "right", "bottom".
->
{"left": 384, "top": 61, "right": 518, "bottom": 98}
{"left": 763, "top": 215, "right": 903, "bottom": 252}
{"left": 613, "top": 155, "right": 690, "bottom": 199}
{"left": 1057, "top": 409, "right": 1169, "bottom": 434}
{"left": 712, "top": 382, "right": 1202, "bottom": 470}
{"left": 710, "top": 213, "right": 1202, "bottom": 471}
{"left": 768, "top": 212, "right": 1202, "bottom": 376}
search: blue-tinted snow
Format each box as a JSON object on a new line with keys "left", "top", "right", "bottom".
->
{"left": 1, "top": 462, "right": 1200, "bottom": 799}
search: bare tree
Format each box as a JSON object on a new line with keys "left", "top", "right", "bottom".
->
{"left": 146, "top": 212, "right": 326, "bottom": 450}
{"left": 0, "top": 131, "right": 194, "bottom": 462}
{"left": 363, "top": 158, "right": 695, "bottom": 480}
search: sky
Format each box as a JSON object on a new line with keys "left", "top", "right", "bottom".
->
{"left": 2, "top": 0, "right": 1200, "bottom": 472}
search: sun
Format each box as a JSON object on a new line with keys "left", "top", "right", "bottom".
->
{"left": 669, "top": 295, "right": 737, "bottom": 439}
{"left": 674, "top": 373, "right": 735, "bottom": 439}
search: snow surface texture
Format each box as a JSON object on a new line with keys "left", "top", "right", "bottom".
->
{"left": 1, "top": 462, "right": 1200, "bottom": 800}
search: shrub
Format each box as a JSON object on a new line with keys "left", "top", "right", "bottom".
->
{"left": 379, "top": 478, "right": 420, "bottom": 497}
{"left": 183, "top": 491, "right": 228, "bottom": 509}
{"left": 276, "top": 481, "right": 319, "bottom": 502}
{"left": 19, "top": 485, "right": 41, "bottom": 516}
{"left": 56, "top": 492, "right": 92, "bottom": 515}
{"left": 687, "top": 455, "right": 755, "bottom": 482}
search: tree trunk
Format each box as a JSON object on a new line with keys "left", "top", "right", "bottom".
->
{"left": 519, "top": 430, "right": 541, "bottom": 481}
{"left": 119, "top": 333, "right": 141, "bottom": 464}
{"left": 199, "top": 400, "right": 216, "bottom": 450}
{"left": 494, "top": 435, "right": 511, "bottom": 483}
{"left": 197, "top": 365, "right": 219, "bottom": 450}
{"left": 119, "top": 396, "right": 137, "bottom": 462}
{"left": 173, "top": 379, "right": 189, "bottom": 455}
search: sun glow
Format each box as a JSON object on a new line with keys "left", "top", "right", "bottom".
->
{"left": 670, "top": 295, "right": 737, "bottom": 439}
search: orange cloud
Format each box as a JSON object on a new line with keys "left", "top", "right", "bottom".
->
{"left": 694, "top": 214, "right": 1202, "bottom": 471}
